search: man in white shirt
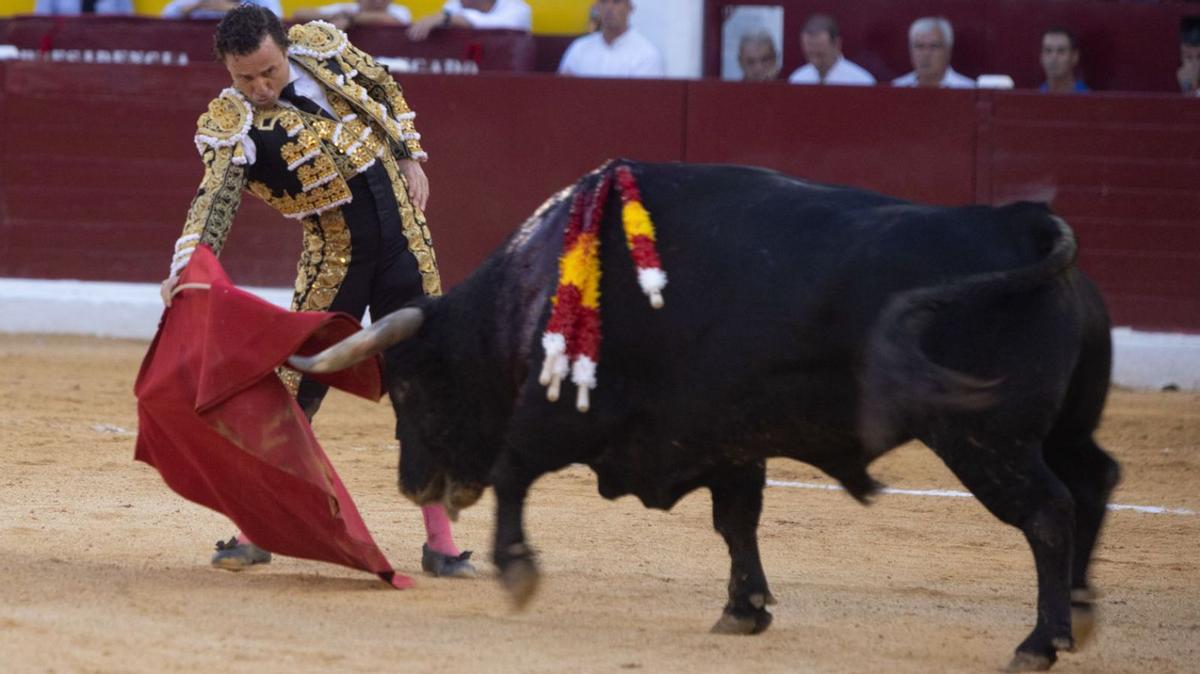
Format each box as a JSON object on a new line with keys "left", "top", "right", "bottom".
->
{"left": 558, "top": 0, "right": 664, "bottom": 78}
{"left": 34, "top": 0, "right": 132, "bottom": 14}
{"left": 292, "top": 0, "right": 412, "bottom": 30}
{"left": 787, "top": 14, "right": 875, "bottom": 86}
{"left": 892, "top": 17, "right": 975, "bottom": 88}
{"left": 161, "top": 0, "right": 281, "bottom": 20}
{"left": 407, "top": 0, "right": 531, "bottom": 41}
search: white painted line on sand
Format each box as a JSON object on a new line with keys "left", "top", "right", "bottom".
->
{"left": 766, "top": 479, "right": 1197, "bottom": 516}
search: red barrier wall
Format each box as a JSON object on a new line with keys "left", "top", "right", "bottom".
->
{"left": 705, "top": 0, "right": 1199, "bottom": 92}
{"left": 1, "top": 62, "right": 1197, "bottom": 332}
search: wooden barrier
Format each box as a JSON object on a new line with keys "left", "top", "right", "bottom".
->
{"left": 0, "top": 61, "right": 1197, "bottom": 332}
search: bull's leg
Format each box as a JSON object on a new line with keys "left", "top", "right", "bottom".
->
{"left": 933, "top": 440, "right": 1075, "bottom": 672}
{"left": 490, "top": 452, "right": 540, "bottom": 608}
{"left": 1044, "top": 437, "right": 1120, "bottom": 650}
{"left": 708, "top": 460, "right": 774, "bottom": 635}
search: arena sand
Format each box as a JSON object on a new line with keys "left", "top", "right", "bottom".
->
{"left": 1, "top": 334, "right": 1197, "bottom": 673}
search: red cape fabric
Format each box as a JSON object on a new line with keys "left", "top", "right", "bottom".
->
{"left": 133, "top": 246, "right": 412, "bottom": 589}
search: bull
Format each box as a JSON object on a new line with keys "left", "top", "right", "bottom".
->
{"left": 290, "top": 161, "right": 1120, "bottom": 671}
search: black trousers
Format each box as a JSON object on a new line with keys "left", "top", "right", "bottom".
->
{"left": 296, "top": 162, "right": 424, "bottom": 418}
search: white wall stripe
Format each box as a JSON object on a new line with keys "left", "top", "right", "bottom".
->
{"left": 767, "top": 479, "right": 1196, "bottom": 516}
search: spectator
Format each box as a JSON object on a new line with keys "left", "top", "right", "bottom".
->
{"left": 162, "top": 0, "right": 282, "bottom": 20}
{"left": 787, "top": 14, "right": 874, "bottom": 86}
{"left": 558, "top": 0, "right": 664, "bottom": 78}
{"left": 738, "top": 30, "right": 780, "bottom": 82}
{"left": 292, "top": 0, "right": 412, "bottom": 29}
{"left": 1179, "top": 27, "right": 1200, "bottom": 96}
{"left": 34, "top": 0, "right": 132, "bottom": 14}
{"left": 1039, "top": 27, "right": 1088, "bottom": 93}
{"left": 407, "top": 0, "right": 532, "bottom": 41}
{"left": 893, "top": 17, "right": 974, "bottom": 88}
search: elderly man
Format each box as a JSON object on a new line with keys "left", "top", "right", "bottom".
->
{"left": 1179, "top": 27, "right": 1200, "bottom": 96}
{"left": 292, "top": 0, "right": 412, "bottom": 30}
{"left": 893, "top": 16, "right": 974, "bottom": 88}
{"left": 737, "top": 31, "right": 780, "bottom": 82}
{"left": 407, "top": 0, "right": 531, "bottom": 41}
{"left": 558, "top": 0, "right": 664, "bottom": 78}
{"left": 1039, "top": 28, "right": 1088, "bottom": 93}
{"left": 160, "top": 5, "right": 474, "bottom": 577}
{"left": 787, "top": 14, "right": 874, "bottom": 86}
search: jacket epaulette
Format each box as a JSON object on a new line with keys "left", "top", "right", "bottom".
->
{"left": 194, "top": 88, "right": 253, "bottom": 165}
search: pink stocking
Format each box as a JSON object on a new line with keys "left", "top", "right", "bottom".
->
{"left": 421, "top": 504, "right": 461, "bottom": 556}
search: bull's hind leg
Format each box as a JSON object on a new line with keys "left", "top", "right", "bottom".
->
{"left": 1044, "top": 437, "right": 1120, "bottom": 650}
{"left": 708, "top": 461, "right": 774, "bottom": 635}
{"left": 931, "top": 438, "right": 1075, "bottom": 671}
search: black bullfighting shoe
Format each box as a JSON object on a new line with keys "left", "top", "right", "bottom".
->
{"left": 421, "top": 544, "right": 477, "bottom": 578}
{"left": 211, "top": 537, "right": 272, "bottom": 571}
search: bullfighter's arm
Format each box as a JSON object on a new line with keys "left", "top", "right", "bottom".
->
{"left": 340, "top": 42, "right": 428, "bottom": 162}
{"left": 168, "top": 91, "right": 252, "bottom": 280}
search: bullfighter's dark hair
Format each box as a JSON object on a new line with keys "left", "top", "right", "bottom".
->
{"left": 213, "top": 4, "right": 288, "bottom": 60}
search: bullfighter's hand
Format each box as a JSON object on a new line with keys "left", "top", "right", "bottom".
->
{"left": 398, "top": 158, "right": 430, "bottom": 212}
{"left": 160, "top": 275, "right": 180, "bottom": 308}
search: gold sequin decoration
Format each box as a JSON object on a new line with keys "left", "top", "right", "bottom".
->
{"left": 181, "top": 147, "right": 246, "bottom": 256}
{"left": 287, "top": 22, "right": 347, "bottom": 59}
{"left": 292, "top": 208, "right": 352, "bottom": 312}
{"left": 196, "top": 91, "right": 250, "bottom": 144}
{"left": 295, "top": 153, "right": 340, "bottom": 192}
{"left": 248, "top": 179, "right": 352, "bottom": 220}
{"left": 380, "top": 153, "right": 442, "bottom": 297}
{"left": 281, "top": 129, "right": 322, "bottom": 170}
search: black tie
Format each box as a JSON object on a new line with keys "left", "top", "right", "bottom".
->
{"left": 280, "top": 82, "right": 334, "bottom": 120}
{"left": 81, "top": 0, "right": 97, "bottom": 12}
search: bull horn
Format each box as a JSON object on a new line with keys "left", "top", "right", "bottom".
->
{"left": 288, "top": 306, "right": 425, "bottom": 374}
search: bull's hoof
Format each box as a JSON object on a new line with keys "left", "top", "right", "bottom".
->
{"left": 710, "top": 608, "right": 772, "bottom": 635}
{"left": 498, "top": 553, "right": 540, "bottom": 610}
{"left": 1005, "top": 651, "right": 1055, "bottom": 672}
{"left": 1070, "top": 592, "right": 1097, "bottom": 651}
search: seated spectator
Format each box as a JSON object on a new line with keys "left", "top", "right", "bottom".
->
{"left": 34, "top": 0, "right": 132, "bottom": 14}
{"left": 1179, "top": 27, "right": 1200, "bottom": 96}
{"left": 893, "top": 17, "right": 974, "bottom": 89}
{"left": 787, "top": 14, "right": 874, "bottom": 86}
{"left": 292, "top": 0, "right": 411, "bottom": 30}
{"left": 407, "top": 0, "right": 532, "bottom": 41}
{"left": 558, "top": 0, "right": 664, "bottom": 78}
{"left": 1039, "top": 27, "right": 1088, "bottom": 93}
{"left": 738, "top": 30, "right": 780, "bottom": 82}
{"left": 162, "top": 0, "right": 281, "bottom": 20}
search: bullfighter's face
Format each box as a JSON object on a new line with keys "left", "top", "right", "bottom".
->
{"left": 224, "top": 34, "right": 290, "bottom": 110}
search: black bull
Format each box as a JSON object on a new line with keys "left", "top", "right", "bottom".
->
{"left": 291, "top": 162, "right": 1120, "bottom": 671}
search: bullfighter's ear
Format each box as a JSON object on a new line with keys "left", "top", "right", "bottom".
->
{"left": 289, "top": 307, "right": 425, "bottom": 374}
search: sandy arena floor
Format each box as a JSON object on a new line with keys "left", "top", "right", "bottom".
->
{"left": 0, "top": 333, "right": 1197, "bottom": 673}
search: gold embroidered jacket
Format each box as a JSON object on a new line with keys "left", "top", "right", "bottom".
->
{"left": 172, "top": 21, "right": 441, "bottom": 310}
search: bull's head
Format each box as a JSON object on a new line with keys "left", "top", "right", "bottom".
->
{"left": 288, "top": 305, "right": 489, "bottom": 519}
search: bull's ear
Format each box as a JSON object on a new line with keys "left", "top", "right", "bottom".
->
{"left": 289, "top": 307, "right": 425, "bottom": 374}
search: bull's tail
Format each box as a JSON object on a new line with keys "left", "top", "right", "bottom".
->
{"left": 857, "top": 214, "right": 1078, "bottom": 454}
